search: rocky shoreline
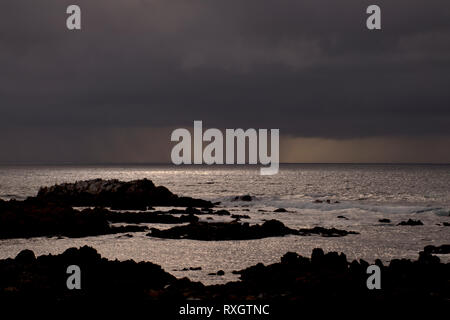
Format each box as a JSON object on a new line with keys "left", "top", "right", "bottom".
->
{"left": 0, "top": 246, "right": 448, "bottom": 304}
{"left": 0, "top": 179, "right": 362, "bottom": 240}
{"left": 1, "top": 178, "right": 448, "bottom": 307}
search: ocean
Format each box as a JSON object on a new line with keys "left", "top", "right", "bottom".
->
{"left": 0, "top": 164, "right": 449, "bottom": 284}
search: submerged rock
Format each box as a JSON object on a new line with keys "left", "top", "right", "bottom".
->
{"left": 274, "top": 208, "right": 287, "bottom": 212}
{"left": 231, "top": 214, "right": 250, "bottom": 220}
{"left": 298, "top": 226, "right": 359, "bottom": 237}
{"left": 378, "top": 218, "right": 391, "bottom": 223}
{"left": 397, "top": 219, "right": 423, "bottom": 226}
{"left": 422, "top": 244, "right": 450, "bottom": 255}
{"left": 233, "top": 195, "right": 253, "bottom": 202}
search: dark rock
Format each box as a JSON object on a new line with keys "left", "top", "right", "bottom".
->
{"left": 337, "top": 215, "right": 348, "bottom": 220}
{"left": 298, "top": 226, "right": 359, "bottom": 237}
{"left": 0, "top": 246, "right": 176, "bottom": 302}
{"left": 280, "top": 252, "right": 300, "bottom": 265}
{"left": 190, "top": 267, "right": 202, "bottom": 271}
{"left": 397, "top": 219, "right": 423, "bottom": 226}
{"left": 231, "top": 214, "right": 250, "bottom": 219}
{"left": 418, "top": 252, "right": 441, "bottom": 264}
{"left": 201, "top": 208, "right": 213, "bottom": 214}
{"left": 314, "top": 199, "right": 323, "bottom": 203}
{"left": 375, "top": 259, "right": 384, "bottom": 268}
{"left": 105, "top": 209, "right": 199, "bottom": 224}
{"left": 443, "top": 222, "right": 450, "bottom": 226}
{"left": 0, "top": 200, "right": 146, "bottom": 239}
{"left": 233, "top": 195, "right": 253, "bottom": 202}
{"left": 215, "top": 210, "right": 231, "bottom": 216}
{"left": 0, "top": 246, "right": 449, "bottom": 304}
{"left": 36, "top": 179, "right": 213, "bottom": 209}
{"left": 423, "top": 245, "right": 450, "bottom": 255}
{"left": 117, "top": 233, "right": 133, "bottom": 238}
{"left": 378, "top": 218, "right": 391, "bottom": 223}
{"left": 15, "top": 249, "right": 36, "bottom": 264}
{"left": 274, "top": 208, "right": 287, "bottom": 212}
{"left": 311, "top": 248, "right": 325, "bottom": 265}
{"left": 147, "top": 219, "right": 299, "bottom": 241}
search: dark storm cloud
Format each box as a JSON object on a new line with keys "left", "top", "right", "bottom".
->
{"left": 0, "top": 0, "right": 449, "bottom": 138}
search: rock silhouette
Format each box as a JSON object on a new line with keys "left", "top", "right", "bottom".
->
{"left": 36, "top": 179, "right": 213, "bottom": 209}
{"left": 0, "top": 199, "right": 146, "bottom": 239}
{"left": 147, "top": 220, "right": 358, "bottom": 240}
{"left": 233, "top": 195, "right": 253, "bottom": 201}
{"left": 398, "top": 219, "right": 424, "bottom": 226}
{"left": 0, "top": 246, "right": 448, "bottom": 305}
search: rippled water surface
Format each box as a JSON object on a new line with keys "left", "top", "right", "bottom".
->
{"left": 0, "top": 164, "right": 449, "bottom": 284}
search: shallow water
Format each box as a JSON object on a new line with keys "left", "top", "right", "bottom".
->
{"left": 0, "top": 164, "right": 449, "bottom": 284}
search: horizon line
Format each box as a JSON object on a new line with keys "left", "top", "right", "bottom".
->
{"left": 0, "top": 162, "right": 449, "bottom": 166}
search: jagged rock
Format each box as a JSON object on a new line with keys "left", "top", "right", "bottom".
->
{"left": 397, "top": 219, "right": 423, "bottom": 226}
{"left": 36, "top": 179, "right": 213, "bottom": 209}
{"left": 0, "top": 246, "right": 448, "bottom": 304}
{"left": 0, "top": 246, "right": 176, "bottom": 302}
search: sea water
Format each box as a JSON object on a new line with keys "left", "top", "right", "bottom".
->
{"left": 0, "top": 164, "right": 449, "bottom": 284}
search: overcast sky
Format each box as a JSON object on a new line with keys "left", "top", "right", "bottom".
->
{"left": 1, "top": 0, "right": 449, "bottom": 163}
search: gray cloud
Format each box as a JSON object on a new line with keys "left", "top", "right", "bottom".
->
{"left": 0, "top": 0, "right": 449, "bottom": 162}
